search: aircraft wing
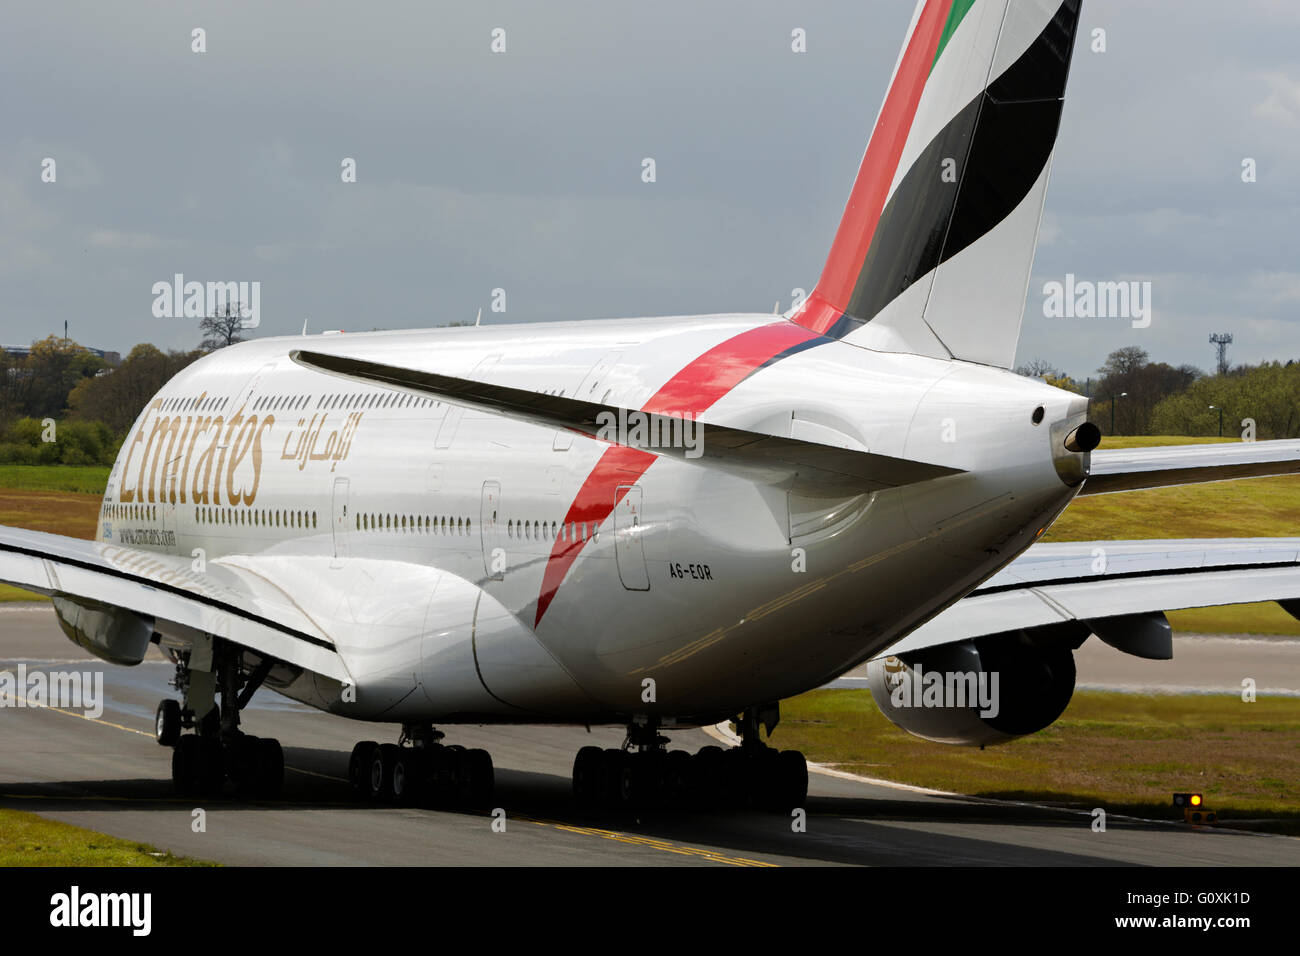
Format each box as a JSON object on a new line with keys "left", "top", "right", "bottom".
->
{"left": 882, "top": 537, "right": 1300, "bottom": 659}
{"left": 290, "top": 349, "right": 963, "bottom": 497}
{"left": 0, "top": 525, "right": 350, "bottom": 683}
{"left": 1081, "top": 440, "right": 1300, "bottom": 494}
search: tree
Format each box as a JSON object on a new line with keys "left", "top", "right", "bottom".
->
{"left": 1014, "top": 358, "right": 1060, "bottom": 378}
{"left": 1043, "top": 372, "right": 1083, "bottom": 394}
{"left": 1014, "top": 358, "right": 1083, "bottom": 393}
{"left": 1151, "top": 362, "right": 1300, "bottom": 439}
{"left": 199, "top": 303, "right": 248, "bottom": 351}
{"left": 1097, "top": 346, "right": 1150, "bottom": 381}
{"left": 67, "top": 344, "right": 203, "bottom": 434}
{"left": 17, "top": 336, "right": 106, "bottom": 420}
{"left": 1094, "top": 346, "right": 1200, "bottom": 435}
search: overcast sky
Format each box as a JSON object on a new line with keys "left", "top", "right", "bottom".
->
{"left": 3, "top": 1, "right": 1298, "bottom": 381}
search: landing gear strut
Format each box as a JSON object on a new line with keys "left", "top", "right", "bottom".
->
{"left": 347, "top": 723, "right": 495, "bottom": 809}
{"left": 723, "top": 703, "right": 808, "bottom": 811}
{"left": 160, "top": 642, "right": 285, "bottom": 799}
{"left": 572, "top": 705, "right": 808, "bottom": 812}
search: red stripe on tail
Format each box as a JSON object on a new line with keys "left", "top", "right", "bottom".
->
{"left": 795, "top": 0, "right": 952, "bottom": 327}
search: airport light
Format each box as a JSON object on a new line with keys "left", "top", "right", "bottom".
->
{"left": 1208, "top": 405, "right": 1223, "bottom": 437}
{"left": 1174, "top": 792, "right": 1216, "bottom": 824}
{"left": 1110, "top": 392, "right": 1127, "bottom": 435}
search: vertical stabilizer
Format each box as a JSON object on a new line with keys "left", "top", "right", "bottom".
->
{"left": 792, "top": 0, "right": 1082, "bottom": 368}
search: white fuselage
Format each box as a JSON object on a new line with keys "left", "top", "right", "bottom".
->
{"left": 96, "top": 314, "right": 1087, "bottom": 726}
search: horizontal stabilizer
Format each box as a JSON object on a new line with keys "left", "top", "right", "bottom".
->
{"left": 1081, "top": 439, "right": 1300, "bottom": 495}
{"left": 291, "top": 349, "right": 963, "bottom": 496}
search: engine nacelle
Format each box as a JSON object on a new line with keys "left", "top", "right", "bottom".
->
{"left": 52, "top": 595, "right": 154, "bottom": 666}
{"left": 866, "top": 631, "right": 1078, "bottom": 747}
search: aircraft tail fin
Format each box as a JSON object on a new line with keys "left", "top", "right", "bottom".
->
{"left": 791, "top": 0, "right": 1083, "bottom": 368}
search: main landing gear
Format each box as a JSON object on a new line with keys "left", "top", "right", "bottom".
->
{"left": 158, "top": 644, "right": 284, "bottom": 799}
{"left": 347, "top": 724, "right": 494, "bottom": 809}
{"left": 572, "top": 705, "right": 808, "bottom": 812}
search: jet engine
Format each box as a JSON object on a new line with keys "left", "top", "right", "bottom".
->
{"left": 865, "top": 625, "right": 1083, "bottom": 747}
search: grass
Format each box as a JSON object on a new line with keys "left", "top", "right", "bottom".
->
{"left": 0, "top": 807, "right": 214, "bottom": 866}
{"left": 0, "top": 487, "right": 104, "bottom": 602}
{"left": 0, "top": 465, "right": 109, "bottom": 495}
{"left": 777, "top": 688, "right": 1300, "bottom": 833}
{"left": 1167, "top": 603, "right": 1300, "bottom": 636}
{"left": 1042, "top": 435, "right": 1300, "bottom": 635}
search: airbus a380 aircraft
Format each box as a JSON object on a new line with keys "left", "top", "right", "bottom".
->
{"left": 4, "top": 0, "right": 1300, "bottom": 811}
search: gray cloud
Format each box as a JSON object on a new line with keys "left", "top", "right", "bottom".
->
{"left": 1, "top": 0, "right": 1296, "bottom": 379}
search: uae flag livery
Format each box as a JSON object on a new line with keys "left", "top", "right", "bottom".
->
{"left": 793, "top": 0, "right": 1082, "bottom": 370}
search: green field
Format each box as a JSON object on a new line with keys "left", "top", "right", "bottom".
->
{"left": 1041, "top": 435, "right": 1300, "bottom": 634}
{"left": 0, "top": 808, "right": 213, "bottom": 866}
{"left": 0, "top": 464, "right": 109, "bottom": 495}
{"left": 777, "top": 689, "right": 1300, "bottom": 832}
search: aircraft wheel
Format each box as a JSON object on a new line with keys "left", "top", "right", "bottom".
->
{"left": 693, "top": 746, "right": 726, "bottom": 809}
{"left": 348, "top": 741, "right": 378, "bottom": 796}
{"left": 664, "top": 749, "right": 693, "bottom": 808}
{"left": 370, "top": 743, "right": 400, "bottom": 802}
{"left": 256, "top": 737, "right": 284, "bottom": 798}
{"left": 460, "top": 748, "right": 494, "bottom": 809}
{"left": 775, "top": 750, "right": 808, "bottom": 810}
{"left": 391, "top": 747, "right": 424, "bottom": 806}
{"left": 198, "top": 737, "right": 226, "bottom": 796}
{"left": 426, "top": 744, "right": 459, "bottom": 807}
{"left": 572, "top": 746, "right": 603, "bottom": 808}
{"left": 172, "top": 735, "right": 202, "bottom": 796}
{"left": 155, "top": 699, "right": 181, "bottom": 747}
{"left": 600, "top": 749, "right": 628, "bottom": 806}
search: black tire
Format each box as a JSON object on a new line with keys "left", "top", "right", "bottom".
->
{"left": 256, "top": 738, "right": 284, "bottom": 798}
{"left": 172, "top": 735, "right": 201, "bottom": 796}
{"left": 348, "top": 741, "right": 378, "bottom": 796}
{"left": 600, "top": 749, "right": 627, "bottom": 806}
{"left": 198, "top": 737, "right": 225, "bottom": 797}
{"left": 371, "top": 743, "right": 400, "bottom": 802}
{"left": 665, "top": 749, "right": 693, "bottom": 808}
{"left": 630, "top": 751, "right": 667, "bottom": 811}
{"left": 461, "top": 749, "right": 494, "bottom": 809}
{"left": 776, "top": 750, "right": 808, "bottom": 810}
{"left": 721, "top": 746, "right": 752, "bottom": 807}
{"left": 573, "top": 746, "right": 603, "bottom": 808}
{"left": 693, "top": 746, "right": 726, "bottom": 809}
{"left": 427, "top": 744, "right": 460, "bottom": 808}
{"left": 227, "top": 734, "right": 261, "bottom": 795}
{"left": 391, "top": 748, "right": 423, "bottom": 806}
{"left": 155, "top": 699, "right": 181, "bottom": 747}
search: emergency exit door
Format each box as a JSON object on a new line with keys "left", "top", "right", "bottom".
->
{"left": 614, "top": 484, "right": 649, "bottom": 591}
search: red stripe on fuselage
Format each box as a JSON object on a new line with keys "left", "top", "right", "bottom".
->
{"left": 797, "top": 0, "right": 951, "bottom": 325}
{"left": 534, "top": 321, "right": 820, "bottom": 626}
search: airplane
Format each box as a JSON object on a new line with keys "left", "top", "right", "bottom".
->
{"left": 3, "top": 0, "right": 1299, "bottom": 812}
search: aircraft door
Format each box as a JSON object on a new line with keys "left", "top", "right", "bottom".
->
{"left": 480, "top": 480, "right": 504, "bottom": 580}
{"left": 331, "top": 477, "right": 350, "bottom": 566}
{"left": 614, "top": 484, "right": 649, "bottom": 591}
